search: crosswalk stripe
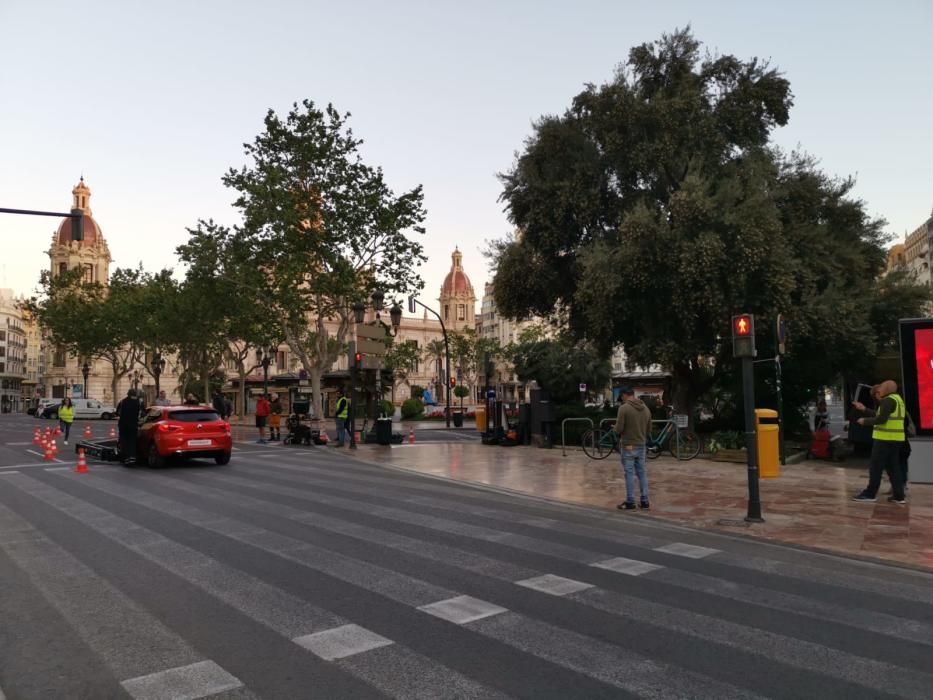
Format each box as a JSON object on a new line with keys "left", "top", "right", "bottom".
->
{"left": 293, "top": 624, "right": 394, "bottom": 660}
{"left": 515, "top": 574, "right": 594, "bottom": 596}
{"left": 120, "top": 660, "right": 243, "bottom": 700}
{"left": 418, "top": 595, "right": 508, "bottom": 624}
{"left": 655, "top": 542, "right": 721, "bottom": 558}
{"left": 590, "top": 556, "right": 664, "bottom": 576}
{"left": 173, "top": 465, "right": 933, "bottom": 648}
{"left": 21, "top": 471, "right": 531, "bottom": 698}
{"left": 0, "top": 495, "right": 206, "bottom": 683}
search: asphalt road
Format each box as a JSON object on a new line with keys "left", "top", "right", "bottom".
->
{"left": 1, "top": 414, "right": 932, "bottom": 699}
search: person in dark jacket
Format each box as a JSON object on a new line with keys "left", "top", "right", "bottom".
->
{"left": 613, "top": 386, "right": 652, "bottom": 510}
{"left": 212, "top": 390, "right": 227, "bottom": 419}
{"left": 117, "top": 388, "right": 142, "bottom": 465}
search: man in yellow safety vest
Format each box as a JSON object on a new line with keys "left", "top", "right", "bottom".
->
{"left": 333, "top": 389, "right": 350, "bottom": 447}
{"left": 851, "top": 380, "right": 907, "bottom": 504}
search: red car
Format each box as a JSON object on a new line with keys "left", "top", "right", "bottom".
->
{"left": 137, "top": 405, "right": 232, "bottom": 467}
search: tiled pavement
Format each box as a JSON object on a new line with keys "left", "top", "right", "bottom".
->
{"left": 350, "top": 442, "right": 933, "bottom": 572}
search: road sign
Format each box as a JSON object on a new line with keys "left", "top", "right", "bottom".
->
{"left": 487, "top": 389, "right": 496, "bottom": 399}
{"left": 356, "top": 338, "right": 387, "bottom": 356}
{"left": 579, "top": 383, "right": 587, "bottom": 393}
{"left": 356, "top": 324, "right": 387, "bottom": 341}
{"left": 731, "top": 313, "right": 756, "bottom": 358}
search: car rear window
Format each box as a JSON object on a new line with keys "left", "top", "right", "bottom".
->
{"left": 168, "top": 410, "right": 222, "bottom": 422}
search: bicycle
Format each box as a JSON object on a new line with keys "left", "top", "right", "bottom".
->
{"left": 581, "top": 414, "right": 700, "bottom": 461}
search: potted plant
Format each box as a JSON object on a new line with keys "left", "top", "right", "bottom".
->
{"left": 708, "top": 430, "right": 747, "bottom": 462}
{"left": 453, "top": 385, "right": 470, "bottom": 427}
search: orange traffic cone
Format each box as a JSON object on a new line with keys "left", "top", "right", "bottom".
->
{"left": 319, "top": 431, "right": 329, "bottom": 444}
{"left": 109, "top": 426, "right": 116, "bottom": 439}
{"left": 75, "top": 449, "right": 88, "bottom": 474}
{"left": 33, "top": 429, "right": 41, "bottom": 445}
{"left": 50, "top": 439, "right": 59, "bottom": 457}
{"left": 44, "top": 443, "right": 54, "bottom": 461}
{"left": 54, "top": 425, "right": 61, "bottom": 437}
{"left": 408, "top": 428, "right": 414, "bottom": 444}
{"left": 83, "top": 424, "right": 92, "bottom": 439}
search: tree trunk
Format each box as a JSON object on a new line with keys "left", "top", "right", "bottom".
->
{"left": 310, "top": 368, "right": 322, "bottom": 419}
{"left": 238, "top": 365, "right": 248, "bottom": 420}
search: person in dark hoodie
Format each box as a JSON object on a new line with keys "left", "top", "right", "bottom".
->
{"left": 117, "top": 388, "right": 142, "bottom": 465}
{"left": 614, "top": 386, "right": 652, "bottom": 510}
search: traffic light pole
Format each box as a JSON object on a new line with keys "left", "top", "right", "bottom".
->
{"left": 742, "top": 356, "right": 764, "bottom": 522}
{"left": 0, "top": 207, "right": 85, "bottom": 240}
{"left": 408, "top": 297, "right": 451, "bottom": 428}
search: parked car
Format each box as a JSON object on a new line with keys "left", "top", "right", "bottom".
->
{"left": 137, "top": 405, "right": 232, "bottom": 467}
{"left": 38, "top": 403, "right": 61, "bottom": 419}
{"left": 71, "top": 399, "right": 117, "bottom": 420}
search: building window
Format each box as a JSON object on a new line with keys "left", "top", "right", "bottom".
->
{"left": 457, "top": 304, "right": 465, "bottom": 321}
{"left": 58, "top": 262, "right": 67, "bottom": 276}
{"left": 53, "top": 347, "right": 66, "bottom": 367}
{"left": 83, "top": 264, "right": 94, "bottom": 282}
{"left": 0, "top": 331, "right": 4, "bottom": 341}
{"left": 276, "top": 351, "right": 286, "bottom": 371}
{"left": 444, "top": 305, "right": 449, "bottom": 321}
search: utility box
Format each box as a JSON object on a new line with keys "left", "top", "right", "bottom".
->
{"left": 475, "top": 406, "right": 486, "bottom": 432}
{"left": 755, "top": 408, "right": 780, "bottom": 478}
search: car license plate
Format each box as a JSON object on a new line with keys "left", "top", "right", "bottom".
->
{"left": 187, "top": 439, "right": 211, "bottom": 447}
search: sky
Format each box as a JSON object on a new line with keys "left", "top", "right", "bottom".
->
{"left": 1, "top": 0, "right": 931, "bottom": 307}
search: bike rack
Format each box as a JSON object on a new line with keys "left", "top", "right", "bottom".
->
{"left": 561, "top": 417, "right": 594, "bottom": 456}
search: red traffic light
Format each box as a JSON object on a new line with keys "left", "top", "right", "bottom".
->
{"left": 354, "top": 352, "right": 362, "bottom": 367}
{"left": 734, "top": 315, "right": 752, "bottom": 336}
{"left": 450, "top": 377, "right": 456, "bottom": 387}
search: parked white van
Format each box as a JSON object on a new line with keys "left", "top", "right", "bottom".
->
{"left": 71, "top": 399, "right": 117, "bottom": 420}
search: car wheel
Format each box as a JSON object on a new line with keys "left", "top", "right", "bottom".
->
{"left": 214, "top": 452, "right": 231, "bottom": 465}
{"left": 101, "top": 412, "right": 112, "bottom": 420}
{"left": 148, "top": 443, "right": 165, "bottom": 468}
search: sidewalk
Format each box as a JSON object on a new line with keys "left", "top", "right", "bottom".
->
{"left": 349, "top": 442, "right": 933, "bottom": 572}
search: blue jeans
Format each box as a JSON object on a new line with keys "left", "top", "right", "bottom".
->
{"left": 59, "top": 420, "right": 71, "bottom": 441}
{"left": 335, "top": 417, "right": 347, "bottom": 446}
{"left": 621, "top": 444, "right": 649, "bottom": 503}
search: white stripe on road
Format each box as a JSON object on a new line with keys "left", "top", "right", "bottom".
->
{"left": 293, "top": 624, "right": 393, "bottom": 660}
{"left": 515, "top": 574, "right": 594, "bottom": 597}
{"left": 654, "top": 543, "right": 721, "bottom": 559}
{"left": 4, "top": 441, "right": 32, "bottom": 445}
{"left": 590, "top": 557, "right": 664, "bottom": 576}
{"left": 417, "top": 595, "right": 507, "bottom": 625}
{"left": 120, "top": 660, "right": 243, "bottom": 700}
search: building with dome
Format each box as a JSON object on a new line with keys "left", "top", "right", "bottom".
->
{"left": 438, "top": 247, "right": 476, "bottom": 333}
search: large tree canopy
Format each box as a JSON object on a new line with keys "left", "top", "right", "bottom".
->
{"left": 492, "top": 28, "right": 929, "bottom": 416}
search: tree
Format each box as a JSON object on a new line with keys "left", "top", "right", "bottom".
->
{"left": 383, "top": 339, "right": 422, "bottom": 402}
{"left": 491, "top": 27, "right": 928, "bottom": 417}
{"left": 215, "top": 100, "right": 427, "bottom": 414}
{"left": 507, "top": 335, "right": 611, "bottom": 405}
{"left": 448, "top": 330, "right": 501, "bottom": 401}
{"left": 422, "top": 338, "right": 448, "bottom": 400}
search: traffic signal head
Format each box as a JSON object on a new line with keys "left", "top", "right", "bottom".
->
{"left": 731, "top": 313, "right": 756, "bottom": 358}
{"left": 70, "top": 209, "right": 84, "bottom": 241}
{"left": 354, "top": 352, "right": 362, "bottom": 368}
{"left": 450, "top": 377, "right": 456, "bottom": 388}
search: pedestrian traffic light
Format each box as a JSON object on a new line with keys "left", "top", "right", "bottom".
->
{"left": 450, "top": 377, "right": 456, "bottom": 388}
{"left": 354, "top": 352, "right": 362, "bottom": 369}
{"left": 732, "top": 313, "right": 756, "bottom": 358}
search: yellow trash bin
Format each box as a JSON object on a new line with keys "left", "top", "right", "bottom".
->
{"left": 475, "top": 406, "right": 486, "bottom": 432}
{"left": 755, "top": 408, "right": 780, "bottom": 478}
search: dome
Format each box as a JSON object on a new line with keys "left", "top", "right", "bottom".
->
{"left": 440, "top": 248, "right": 474, "bottom": 297}
{"left": 55, "top": 214, "right": 102, "bottom": 246}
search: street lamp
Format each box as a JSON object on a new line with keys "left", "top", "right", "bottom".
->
{"left": 81, "top": 361, "right": 90, "bottom": 399}
{"left": 256, "top": 344, "right": 276, "bottom": 396}
{"left": 131, "top": 369, "right": 141, "bottom": 391}
{"left": 151, "top": 352, "right": 166, "bottom": 395}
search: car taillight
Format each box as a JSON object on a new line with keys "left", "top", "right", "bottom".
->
{"left": 157, "top": 423, "right": 181, "bottom": 433}
{"left": 223, "top": 422, "right": 231, "bottom": 433}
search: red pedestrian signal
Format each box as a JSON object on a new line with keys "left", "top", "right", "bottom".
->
{"left": 450, "top": 377, "right": 457, "bottom": 388}
{"left": 731, "top": 313, "right": 756, "bottom": 358}
{"left": 354, "top": 352, "right": 362, "bottom": 368}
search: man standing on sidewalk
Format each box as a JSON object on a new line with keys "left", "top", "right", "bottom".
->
{"left": 852, "top": 380, "right": 907, "bottom": 504}
{"left": 614, "top": 386, "right": 652, "bottom": 511}
{"left": 255, "top": 393, "right": 271, "bottom": 444}
{"left": 333, "top": 389, "right": 350, "bottom": 447}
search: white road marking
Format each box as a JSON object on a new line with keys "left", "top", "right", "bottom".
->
{"left": 120, "top": 660, "right": 243, "bottom": 700}
{"left": 25, "top": 450, "right": 44, "bottom": 457}
{"left": 590, "top": 557, "right": 663, "bottom": 576}
{"left": 293, "top": 624, "right": 393, "bottom": 660}
{"left": 655, "top": 542, "right": 721, "bottom": 559}
{"left": 418, "top": 595, "right": 507, "bottom": 624}
{"left": 4, "top": 441, "right": 32, "bottom": 445}
{"left": 45, "top": 467, "right": 72, "bottom": 472}
{"left": 515, "top": 574, "right": 594, "bottom": 597}
{"left": 0, "top": 471, "right": 20, "bottom": 475}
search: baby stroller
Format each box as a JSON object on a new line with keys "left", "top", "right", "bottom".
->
{"left": 283, "top": 399, "right": 325, "bottom": 446}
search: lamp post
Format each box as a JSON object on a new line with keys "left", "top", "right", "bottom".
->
{"left": 256, "top": 345, "right": 276, "bottom": 397}
{"left": 151, "top": 352, "right": 166, "bottom": 396}
{"left": 407, "top": 296, "right": 452, "bottom": 428}
{"left": 131, "top": 370, "right": 141, "bottom": 391}
{"left": 81, "top": 361, "right": 90, "bottom": 399}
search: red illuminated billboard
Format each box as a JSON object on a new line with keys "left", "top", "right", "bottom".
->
{"left": 900, "top": 319, "right": 933, "bottom": 436}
